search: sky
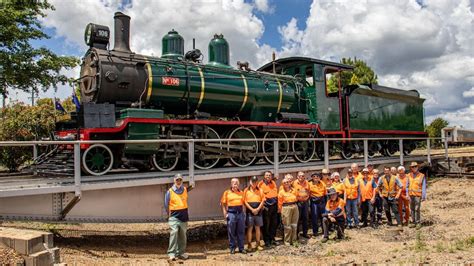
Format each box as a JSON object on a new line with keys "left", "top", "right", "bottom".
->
{"left": 10, "top": 0, "right": 474, "bottom": 128}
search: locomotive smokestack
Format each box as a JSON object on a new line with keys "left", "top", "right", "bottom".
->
{"left": 113, "top": 12, "right": 131, "bottom": 53}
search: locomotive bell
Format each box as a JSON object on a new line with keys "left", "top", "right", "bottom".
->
{"left": 207, "top": 34, "right": 232, "bottom": 68}
{"left": 162, "top": 29, "right": 184, "bottom": 60}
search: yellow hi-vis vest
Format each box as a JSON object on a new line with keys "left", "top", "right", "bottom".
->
{"left": 344, "top": 178, "right": 359, "bottom": 200}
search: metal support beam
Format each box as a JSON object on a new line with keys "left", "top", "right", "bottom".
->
{"left": 273, "top": 140, "right": 279, "bottom": 179}
{"left": 363, "top": 139, "right": 369, "bottom": 167}
{"left": 427, "top": 139, "right": 431, "bottom": 164}
{"left": 399, "top": 139, "right": 404, "bottom": 166}
{"left": 32, "top": 144, "right": 38, "bottom": 175}
{"left": 32, "top": 144, "right": 38, "bottom": 160}
{"left": 188, "top": 141, "right": 195, "bottom": 187}
{"left": 444, "top": 137, "right": 449, "bottom": 161}
{"left": 73, "top": 143, "right": 81, "bottom": 197}
{"left": 324, "top": 140, "right": 329, "bottom": 169}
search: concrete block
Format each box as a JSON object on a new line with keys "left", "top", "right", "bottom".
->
{"left": 24, "top": 249, "right": 53, "bottom": 266}
{"left": 43, "top": 234, "right": 54, "bottom": 249}
{"left": 13, "top": 235, "right": 45, "bottom": 255}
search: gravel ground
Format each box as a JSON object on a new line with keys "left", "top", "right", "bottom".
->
{"left": 2, "top": 177, "right": 474, "bottom": 265}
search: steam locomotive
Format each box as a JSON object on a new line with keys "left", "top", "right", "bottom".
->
{"left": 52, "top": 12, "right": 426, "bottom": 176}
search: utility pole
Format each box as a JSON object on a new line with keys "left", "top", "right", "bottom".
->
{"left": 31, "top": 88, "right": 35, "bottom": 106}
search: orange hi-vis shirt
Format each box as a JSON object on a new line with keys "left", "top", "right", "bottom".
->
{"left": 278, "top": 188, "right": 297, "bottom": 212}
{"left": 326, "top": 198, "right": 346, "bottom": 218}
{"left": 331, "top": 181, "right": 345, "bottom": 196}
{"left": 220, "top": 189, "right": 244, "bottom": 207}
{"left": 309, "top": 180, "right": 327, "bottom": 198}
{"left": 293, "top": 180, "right": 310, "bottom": 201}
{"left": 360, "top": 178, "right": 374, "bottom": 201}
{"left": 258, "top": 180, "right": 278, "bottom": 199}
{"left": 243, "top": 187, "right": 264, "bottom": 204}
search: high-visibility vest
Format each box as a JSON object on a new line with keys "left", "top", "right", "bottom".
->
{"left": 380, "top": 175, "right": 398, "bottom": 198}
{"left": 258, "top": 180, "right": 278, "bottom": 199}
{"left": 243, "top": 187, "right": 264, "bottom": 204}
{"left": 309, "top": 180, "right": 327, "bottom": 198}
{"left": 408, "top": 172, "right": 425, "bottom": 197}
{"left": 331, "top": 181, "right": 345, "bottom": 195}
{"left": 360, "top": 179, "right": 374, "bottom": 201}
{"left": 344, "top": 178, "right": 359, "bottom": 200}
{"left": 169, "top": 187, "right": 188, "bottom": 211}
{"left": 326, "top": 198, "right": 346, "bottom": 218}
{"left": 221, "top": 189, "right": 244, "bottom": 207}
{"left": 293, "top": 180, "right": 310, "bottom": 200}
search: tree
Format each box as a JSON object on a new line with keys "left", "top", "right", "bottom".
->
{"left": 425, "top": 117, "right": 449, "bottom": 138}
{"left": 327, "top": 57, "right": 378, "bottom": 93}
{"left": 0, "top": 1, "right": 79, "bottom": 97}
{"left": 0, "top": 98, "right": 73, "bottom": 171}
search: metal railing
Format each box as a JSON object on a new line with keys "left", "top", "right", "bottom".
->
{"left": 0, "top": 136, "right": 450, "bottom": 197}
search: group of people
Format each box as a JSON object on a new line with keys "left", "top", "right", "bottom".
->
{"left": 164, "top": 161, "right": 427, "bottom": 260}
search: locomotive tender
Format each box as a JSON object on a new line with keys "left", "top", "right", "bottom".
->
{"left": 56, "top": 12, "right": 426, "bottom": 176}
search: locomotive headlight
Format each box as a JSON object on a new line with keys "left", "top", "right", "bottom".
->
{"left": 84, "top": 23, "right": 110, "bottom": 49}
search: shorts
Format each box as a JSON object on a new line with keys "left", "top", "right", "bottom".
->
{"left": 246, "top": 214, "right": 263, "bottom": 227}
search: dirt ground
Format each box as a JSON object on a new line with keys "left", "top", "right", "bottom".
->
{"left": 1, "top": 177, "right": 473, "bottom": 265}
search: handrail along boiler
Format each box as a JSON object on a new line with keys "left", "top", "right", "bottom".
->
{"left": 52, "top": 12, "right": 426, "bottom": 176}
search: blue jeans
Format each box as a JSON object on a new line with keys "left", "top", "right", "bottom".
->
{"left": 345, "top": 199, "right": 359, "bottom": 226}
{"left": 227, "top": 212, "right": 245, "bottom": 251}
{"left": 297, "top": 201, "right": 309, "bottom": 236}
{"left": 310, "top": 198, "right": 325, "bottom": 235}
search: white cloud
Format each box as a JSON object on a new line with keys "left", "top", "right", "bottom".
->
{"left": 40, "top": 0, "right": 266, "bottom": 69}
{"left": 427, "top": 104, "right": 474, "bottom": 127}
{"left": 463, "top": 87, "right": 474, "bottom": 98}
{"left": 253, "top": 0, "right": 274, "bottom": 13}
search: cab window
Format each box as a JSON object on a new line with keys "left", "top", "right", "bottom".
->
{"left": 325, "top": 69, "right": 340, "bottom": 97}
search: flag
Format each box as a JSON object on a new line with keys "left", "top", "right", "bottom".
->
{"left": 55, "top": 98, "right": 66, "bottom": 113}
{"left": 72, "top": 91, "right": 80, "bottom": 112}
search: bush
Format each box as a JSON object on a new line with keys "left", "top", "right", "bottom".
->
{"left": 0, "top": 99, "right": 71, "bottom": 171}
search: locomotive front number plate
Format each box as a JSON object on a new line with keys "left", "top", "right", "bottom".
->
{"left": 162, "top": 77, "right": 180, "bottom": 86}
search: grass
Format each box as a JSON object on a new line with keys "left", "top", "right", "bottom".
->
{"left": 414, "top": 231, "right": 427, "bottom": 252}
{"left": 325, "top": 249, "right": 336, "bottom": 257}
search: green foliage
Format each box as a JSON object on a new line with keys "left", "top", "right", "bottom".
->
{"left": 0, "top": 98, "right": 73, "bottom": 171}
{"left": 0, "top": 0, "right": 79, "bottom": 96}
{"left": 327, "top": 57, "right": 378, "bottom": 93}
{"left": 425, "top": 117, "right": 449, "bottom": 138}
{"left": 425, "top": 117, "right": 448, "bottom": 147}
{"left": 414, "top": 231, "right": 427, "bottom": 252}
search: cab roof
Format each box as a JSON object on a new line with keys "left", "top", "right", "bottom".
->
{"left": 257, "top": 56, "right": 354, "bottom": 73}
